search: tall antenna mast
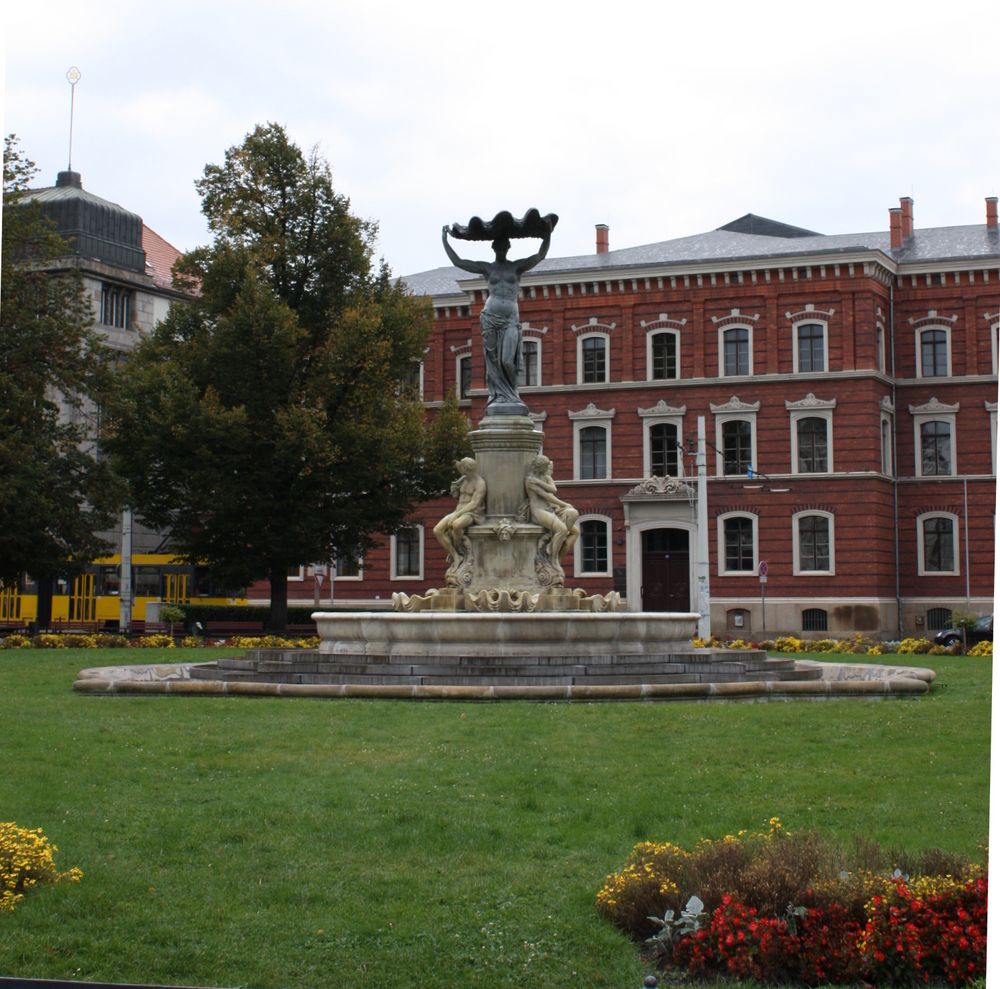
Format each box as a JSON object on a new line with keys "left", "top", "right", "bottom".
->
{"left": 66, "top": 66, "right": 81, "bottom": 171}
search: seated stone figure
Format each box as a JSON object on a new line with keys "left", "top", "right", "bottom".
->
{"left": 524, "top": 455, "right": 580, "bottom": 562}
{"left": 433, "top": 457, "right": 486, "bottom": 565}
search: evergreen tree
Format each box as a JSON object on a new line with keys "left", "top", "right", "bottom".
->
{"left": 0, "top": 135, "right": 119, "bottom": 584}
{"left": 105, "top": 124, "right": 468, "bottom": 628}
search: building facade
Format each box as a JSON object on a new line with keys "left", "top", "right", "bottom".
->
{"left": 254, "top": 199, "right": 998, "bottom": 639}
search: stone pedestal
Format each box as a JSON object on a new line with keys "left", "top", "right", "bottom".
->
{"left": 468, "top": 415, "right": 543, "bottom": 518}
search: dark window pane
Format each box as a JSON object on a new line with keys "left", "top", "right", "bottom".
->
{"left": 518, "top": 340, "right": 539, "bottom": 387}
{"left": 923, "top": 517, "right": 954, "bottom": 571}
{"left": 920, "top": 329, "right": 948, "bottom": 377}
{"left": 798, "top": 515, "right": 830, "bottom": 570}
{"left": 395, "top": 527, "right": 421, "bottom": 576}
{"left": 723, "top": 328, "right": 749, "bottom": 376}
{"left": 580, "top": 520, "right": 608, "bottom": 572}
{"left": 579, "top": 426, "right": 607, "bottom": 479}
{"left": 797, "top": 323, "right": 825, "bottom": 372}
{"left": 722, "top": 420, "right": 752, "bottom": 475}
{"left": 582, "top": 336, "right": 607, "bottom": 383}
{"left": 650, "top": 422, "right": 679, "bottom": 477}
{"left": 651, "top": 333, "right": 677, "bottom": 380}
{"left": 797, "top": 417, "right": 828, "bottom": 472}
{"left": 920, "top": 421, "right": 951, "bottom": 475}
{"left": 724, "top": 517, "right": 754, "bottom": 571}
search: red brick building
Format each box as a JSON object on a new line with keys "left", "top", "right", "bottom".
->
{"left": 259, "top": 198, "right": 998, "bottom": 639}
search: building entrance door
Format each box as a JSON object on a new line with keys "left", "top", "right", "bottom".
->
{"left": 641, "top": 528, "right": 690, "bottom": 612}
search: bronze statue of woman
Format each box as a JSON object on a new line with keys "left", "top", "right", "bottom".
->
{"left": 442, "top": 212, "right": 554, "bottom": 415}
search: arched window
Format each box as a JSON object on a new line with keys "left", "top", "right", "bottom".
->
{"left": 578, "top": 425, "right": 608, "bottom": 480}
{"left": 918, "top": 514, "right": 958, "bottom": 574}
{"left": 920, "top": 420, "right": 953, "bottom": 476}
{"left": 648, "top": 331, "right": 679, "bottom": 380}
{"left": 795, "top": 323, "right": 826, "bottom": 373}
{"left": 518, "top": 338, "right": 540, "bottom": 387}
{"left": 649, "top": 422, "right": 680, "bottom": 477}
{"left": 794, "top": 512, "right": 834, "bottom": 574}
{"left": 576, "top": 517, "right": 611, "bottom": 575}
{"left": 802, "top": 608, "right": 828, "bottom": 632}
{"left": 796, "top": 417, "right": 829, "bottom": 473}
{"left": 722, "top": 327, "right": 751, "bottom": 376}
{"left": 918, "top": 328, "right": 950, "bottom": 377}
{"left": 719, "top": 513, "right": 756, "bottom": 574}
{"left": 579, "top": 335, "right": 608, "bottom": 384}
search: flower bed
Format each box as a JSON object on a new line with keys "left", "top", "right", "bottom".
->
{"left": 0, "top": 632, "right": 318, "bottom": 650}
{"left": 692, "top": 633, "right": 991, "bottom": 657}
{"left": 597, "top": 820, "right": 987, "bottom": 985}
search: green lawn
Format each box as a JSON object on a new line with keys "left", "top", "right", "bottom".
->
{"left": 0, "top": 648, "right": 990, "bottom": 989}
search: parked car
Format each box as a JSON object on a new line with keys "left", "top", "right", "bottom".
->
{"left": 933, "top": 614, "right": 993, "bottom": 650}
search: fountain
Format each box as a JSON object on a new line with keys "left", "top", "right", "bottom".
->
{"left": 175, "top": 211, "right": 834, "bottom": 699}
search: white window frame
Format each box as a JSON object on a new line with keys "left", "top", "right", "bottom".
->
{"left": 456, "top": 354, "right": 472, "bottom": 400}
{"left": 987, "top": 401, "right": 997, "bottom": 475}
{"left": 332, "top": 549, "right": 364, "bottom": 582}
{"left": 390, "top": 525, "right": 424, "bottom": 580}
{"left": 916, "top": 512, "right": 959, "bottom": 576}
{"left": 575, "top": 423, "right": 611, "bottom": 480}
{"left": 876, "top": 322, "right": 886, "bottom": 373}
{"left": 718, "top": 324, "right": 754, "bottom": 377}
{"left": 646, "top": 329, "right": 681, "bottom": 381}
{"left": 916, "top": 326, "right": 952, "bottom": 378}
{"left": 912, "top": 409, "right": 957, "bottom": 477}
{"left": 717, "top": 511, "right": 758, "bottom": 576}
{"left": 792, "top": 320, "right": 828, "bottom": 375}
{"left": 990, "top": 319, "right": 1000, "bottom": 376}
{"left": 577, "top": 332, "right": 610, "bottom": 385}
{"left": 574, "top": 514, "right": 612, "bottom": 577}
{"left": 792, "top": 510, "right": 835, "bottom": 575}
{"left": 789, "top": 409, "right": 834, "bottom": 474}
{"left": 518, "top": 337, "right": 542, "bottom": 388}
{"left": 644, "top": 417, "right": 685, "bottom": 478}
{"left": 287, "top": 565, "right": 305, "bottom": 582}
{"left": 569, "top": 404, "right": 616, "bottom": 480}
{"left": 881, "top": 411, "right": 895, "bottom": 476}
{"left": 715, "top": 415, "right": 757, "bottom": 477}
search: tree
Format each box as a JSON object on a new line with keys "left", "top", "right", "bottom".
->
{"left": 104, "top": 124, "right": 468, "bottom": 629}
{"left": 0, "top": 135, "right": 119, "bottom": 586}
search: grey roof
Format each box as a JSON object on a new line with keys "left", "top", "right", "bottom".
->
{"left": 401, "top": 213, "right": 1000, "bottom": 299}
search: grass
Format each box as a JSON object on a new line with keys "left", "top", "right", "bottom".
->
{"left": 0, "top": 648, "right": 990, "bottom": 989}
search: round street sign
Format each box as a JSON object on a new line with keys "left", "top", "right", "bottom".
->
{"left": 758, "top": 561, "right": 768, "bottom": 577}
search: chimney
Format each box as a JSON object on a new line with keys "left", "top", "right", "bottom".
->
{"left": 889, "top": 207, "right": 903, "bottom": 249}
{"left": 987, "top": 197, "right": 999, "bottom": 230}
{"left": 900, "top": 196, "right": 914, "bottom": 239}
{"left": 596, "top": 223, "right": 609, "bottom": 254}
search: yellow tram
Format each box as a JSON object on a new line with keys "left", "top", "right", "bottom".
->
{"left": 0, "top": 554, "right": 245, "bottom": 628}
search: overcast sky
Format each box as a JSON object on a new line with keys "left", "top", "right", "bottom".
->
{"left": 4, "top": 0, "right": 999, "bottom": 277}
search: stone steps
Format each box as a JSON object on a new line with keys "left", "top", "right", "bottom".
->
{"left": 189, "top": 648, "right": 822, "bottom": 688}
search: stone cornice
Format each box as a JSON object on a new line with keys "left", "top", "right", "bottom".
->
{"left": 638, "top": 400, "right": 687, "bottom": 418}
{"left": 568, "top": 402, "right": 616, "bottom": 420}
{"left": 785, "top": 393, "right": 838, "bottom": 411}
{"left": 709, "top": 396, "right": 761, "bottom": 414}
{"left": 908, "top": 397, "right": 960, "bottom": 415}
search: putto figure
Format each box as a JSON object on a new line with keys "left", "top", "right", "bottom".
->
{"left": 433, "top": 457, "right": 487, "bottom": 568}
{"left": 442, "top": 210, "right": 557, "bottom": 416}
{"left": 524, "top": 454, "right": 580, "bottom": 563}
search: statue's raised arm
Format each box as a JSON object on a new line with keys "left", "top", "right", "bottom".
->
{"left": 513, "top": 229, "right": 551, "bottom": 275}
{"left": 441, "top": 227, "right": 490, "bottom": 276}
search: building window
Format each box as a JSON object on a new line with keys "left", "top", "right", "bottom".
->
{"left": 719, "top": 513, "right": 756, "bottom": 574}
{"left": 457, "top": 355, "right": 472, "bottom": 399}
{"left": 802, "top": 608, "right": 828, "bottom": 632}
{"left": 579, "top": 335, "right": 608, "bottom": 384}
{"left": 721, "top": 419, "right": 753, "bottom": 476}
{"left": 795, "top": 417, "right": 829, "bottom": 473}
{"left": 795, "top": 323, "right": 826, "bottom": 373}
{"left": 577, "top": 517, "right": 610, "bottom": 575}
{"left": 518, "top": 338, "right": 540, "bottom": 387}
{"left": 876, "top": 323, "right": 886, "bottom": 373}
{"left": 100, "top": 284, "right": 131, "bottom": 329}
{"left": 918, "top": 513, "right": 957, "bottom": 575}
{"left": 399, "top": 361, "right": 423, "bottom": 400}
{"left": 919, "top": 420, "right": 953, "bottom": 476}
{"left": 391, "top": 525, "right": 423, "bottom": 579}
{"left": 648, "top": 331, "right": 679, "bottom": 381}
{"left": 649, "top": 422, "right": 680, "bottom": 477}
{"left": 333, "top": 548, "right": 363, "bottom": 579}
{"left": 722, "top": 327, "right": 751, "bottom": 376}
{"left": 926, "top": 607, "right": 953, "bottom": 630}
{"left": 578, "top": 425, "right": 608, "bottom": 480}
{"left": 794, "top": 512, "right": 833, "bottom": 574}
{"left": 881, "top": 414, "right": 894, "bottom": 475}
{"left": 918, "top": 328, "right": 950, "bottom": 378}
